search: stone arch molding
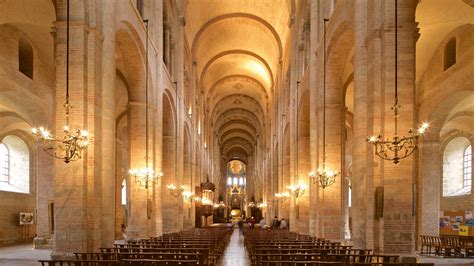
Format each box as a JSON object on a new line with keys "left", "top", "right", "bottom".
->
{"left": 212, "top": 94, "right": 265, "bottom": 119}
{"left": 191, "top": 13, "right": 283, "bottom": 61}
{"left": 200, "top": 50, "right": 275, "bottom": 92}
{"left": 214, "top": 108, "right": 262, "bottom": 132}
{"left": 208, "top": 75, "right": 269, "bottom": 102}
{"left": 221, "top": 137, "right": 253, "bottom": 156}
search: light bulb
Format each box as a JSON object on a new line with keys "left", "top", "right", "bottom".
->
{"left": 368, "top": 136, "right": 379, "bottom": 143}
{"left": 417, "top": 122, "right": 430, "bottom": 134}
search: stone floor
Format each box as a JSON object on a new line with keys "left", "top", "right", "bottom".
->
{"left": 217, "top": 227, "right": 251, "bottom": 266}
{"left": 0, "top": 242, "right": 50, "bottom": 265}
{"left": 418, "top": 255, "right": 474, "bottom": 266}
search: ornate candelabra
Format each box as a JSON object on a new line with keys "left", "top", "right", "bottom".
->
{"left": 182, "top": 190, "right": 195, "bottom": 201}
{"left": 274, "top": 192, "right": 290, "bottom": 202}
{"left": 127, "top": 20, "right": 160, "bottom": 189}
{"left": 32, "top": 0, "right": 88, "bottom": 164}
{"left": 367, "top": 0, "right": 428, "bottom": 163}
{"left": 310, "top": 19, "right": 339, "bottom": 188}
{"left": 167, "top": 184, "right": 185, "bottom": 198}
{"left": 286, "top": 184, "right": 308, "bottom": 198}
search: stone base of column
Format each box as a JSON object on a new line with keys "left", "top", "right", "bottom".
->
{"left": 50, "top": 251, "right": 75, "bottom": 260}
{"left": 33, "top": 236, "right": 52, "bottom": 249}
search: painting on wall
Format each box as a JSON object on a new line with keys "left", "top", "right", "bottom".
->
{"left": 19, "top": 212, "right": 34, "bottom": 225}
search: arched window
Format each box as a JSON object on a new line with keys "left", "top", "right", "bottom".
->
{"left": 19, "top": 37, "right": 33, "bottom": 79}
{"left": 0, "top": 136, "right": 30, "bottom": 193}
{"left": 121, "top": 178, "right": 127, "bottom": 205}
{"left": 443, "top": 137, "right": 471, "bottom": 196}
{"left": 444, "top": 37, "right": 456, "bottom": 71}
{"left": 162, "top": 1, "right": 170, "bottom": 69}
{"left": 0, "top": 144, "right": 9, "bottom": 183}
{"left": 464, "top": 145, "right": 472, "bottom": 190}
{"left": 135, "top": 0, "right": 143, "bottom": 17}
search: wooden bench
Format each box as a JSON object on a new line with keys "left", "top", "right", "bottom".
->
{"left": 39, "top": 260, "right": 118, "bottom": 266}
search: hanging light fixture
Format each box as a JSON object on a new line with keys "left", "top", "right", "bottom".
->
{"left": 287, "top": 81, "right": 307, "bottom": 198}
{"left": 309, "top": 18, "right": 339, "bottom": 189}
{"left": 274, "top": 192, "right": 290, "bottom": 202}
{"left": 367, "top": 0, "right": 429, "bottom": 164}
{"left": 32, "top": 0, "right": 88, "bottom": 163}
{"left": 167, "top": 184, "right": 185, "bottom": 198}
{"left": 128, "top": 20, "right": 161, "bottom": 189}
{"left": 287, "top": 184, "right": 308, "bottom": 198}
{"left": 182, "top": 190, "right": 195, "bottom": 201}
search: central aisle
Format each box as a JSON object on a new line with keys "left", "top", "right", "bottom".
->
{"left": 218, "top": 228, "right": 251, "bottom": 266}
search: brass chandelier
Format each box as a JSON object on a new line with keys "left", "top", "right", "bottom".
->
{"left": 128, "top": 20, "right": 160, "bottom": 188}
{"left": 167, "top": 184, "right": 185, "bottom": 198}
{"left": 274, "top": 192, "right": 290, "bottom": 202}
{"left": 287, "top": 81, "right": 307, "bottom": 199}
{"left": 32, "top": 0, "right": 88, "bottom": 164}
{"left": 286, "top": 184, "right": 308, "bottom": 198}
{"left": 367, "top": 0, "right": 429, "bottom": 164}
{"left": 309, "top": 18, "right": 339, "bottom": 189}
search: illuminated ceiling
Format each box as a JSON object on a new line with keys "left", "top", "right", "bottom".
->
{"left": 185, "top": 0, "right": 290, "bottom": 164}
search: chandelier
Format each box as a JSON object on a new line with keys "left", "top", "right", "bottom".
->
{"left": 32, "top": 0, "right": 88, "bottom": 164}
{"left": 128, "top": 20, "right": 160, "bottom": 188}
{"left": 182, "top": 190, "right": 195, "bottom": 201}
{"left": 309, "top": 170, "right": 337, "bottom": 189}
{"left": 248, "top": 201, "right": 255, "bottom": 208}
{"left": 258, "top": 202, "right": 267, "bottom": 209}
{"left": 367, "top": 0, "right": 429, "bottom": 164}
{"left": 287, "top": 184, "right": 308, "bottom": 198}
{"left": 310, "top": 18, "right": 339, "bottom": 188}
{"left": 167, "top": 184, "right": 185, "bottom": 198}
{"left": 289, "top": 80, "right": 308, "bottom": 199}
{"left": 274, "top": 192, "right": 290, "bottom": 202}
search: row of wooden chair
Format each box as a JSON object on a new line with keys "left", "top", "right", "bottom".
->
{"left": 39, "top": 226, "right": 233, "bottom": 265}
{"left": 419, "top": 235, "right": 474, "bottom": 257}
{"left": 245, "top": 229, "right": 433, "bottom": 266}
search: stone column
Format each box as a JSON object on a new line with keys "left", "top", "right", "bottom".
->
{"left": 419, "top": 141, "right": 441, "bottom": 237}
{"left": 288, "top": 2, "right": 298, "bottom": 230}
{"left": 100, "top": 0, "right": 116, "bottom": 247}
{"left": 127, "top": 102, "right": 150, "bottom": 239}
{"left": 319, "top": 104, "right": 343, "bottom": 240}
{"left": 377, "top": 0, "right": 418, "bottom": 254}
{"left": 153, "top": 0, "right": 164, "bottom": 237}
{"left": 309, "top": 0, "right": 320, "bottom": 237}
{"left": 352, "top": 0, "right": 373, "bottom": 250}
{"left": 34, "top": 150, "right": 54, "bottom": 248}
{"left": 51, "top": 0, "right": 103, "bottom": 257}
{"left": 175, "top": 0, "right": 185, "bottom": 231}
